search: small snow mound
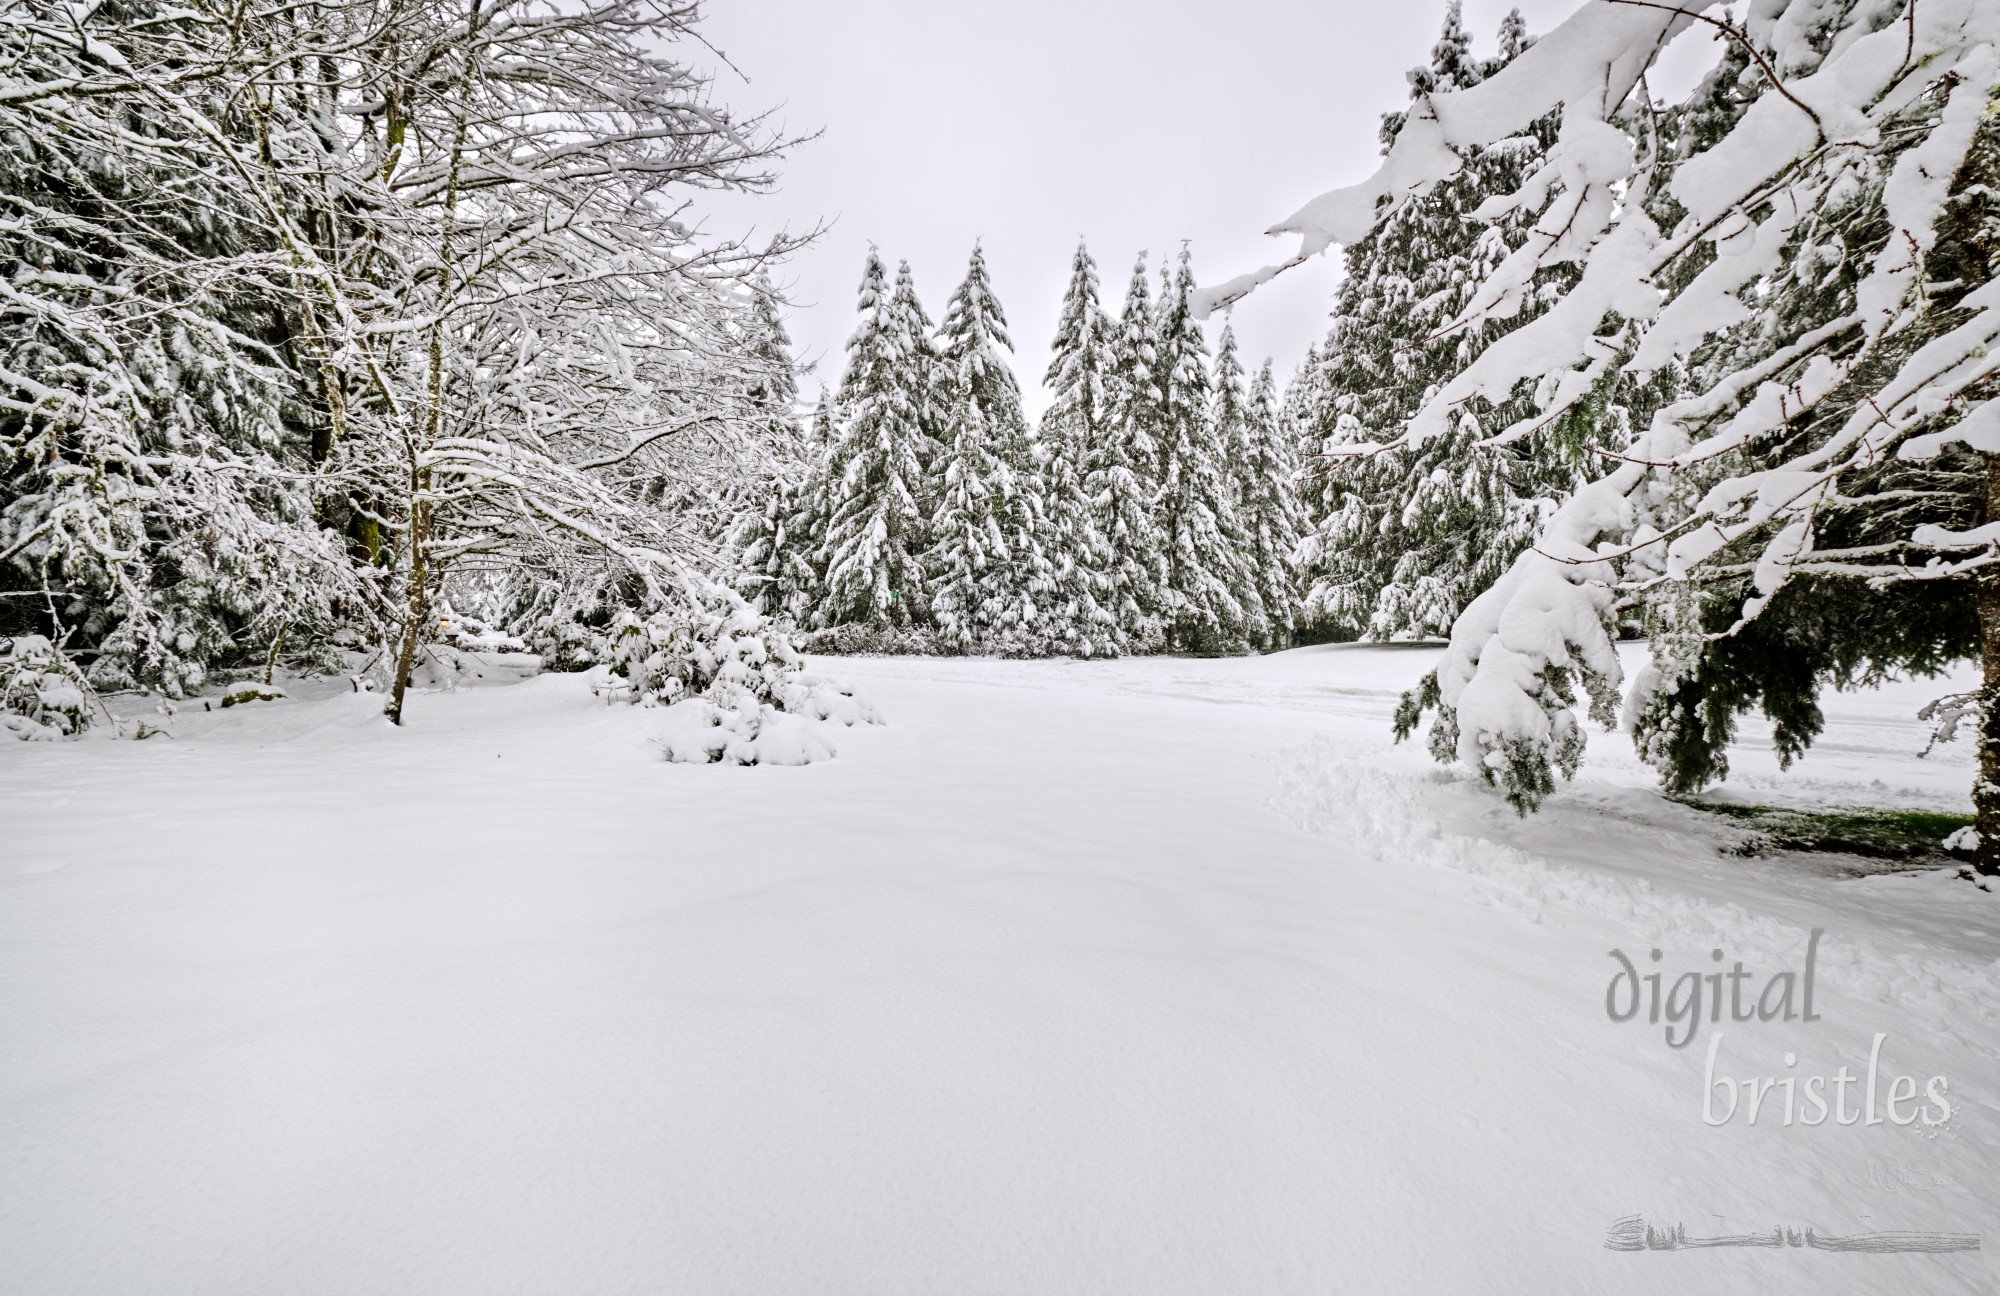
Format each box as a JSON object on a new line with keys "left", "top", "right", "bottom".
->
{"left": 655, "top": 691, "right": 835, "bottom": 766}
{"left": 407, "top": 645, "right": 543, "bottom": 690}
{"left": 4, "top": 712, "right": 66, "bottom": 742}
{"left": 776, "top": 674, "right": 882, "bottom": 727}
{"left": 2, "top": 636, "right": 93, "bottom": 739}
{"left": 435, "top": 610, "right": 530, "bottom": 654}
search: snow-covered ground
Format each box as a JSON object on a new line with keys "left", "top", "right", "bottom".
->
{"left": 2, "top": 646, "right": 1995, "bottom": 1294}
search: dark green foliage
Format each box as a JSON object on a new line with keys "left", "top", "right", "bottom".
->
{"left": 1636, "top": 575, "right": 1979, "bottom": 796}
{"left": 1680, "top": 801, "right": 1974, "bottom": 863}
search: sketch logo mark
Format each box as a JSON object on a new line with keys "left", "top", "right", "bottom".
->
{"left": 1606, "top": 1215, "right": 1980, "bottom": 1254}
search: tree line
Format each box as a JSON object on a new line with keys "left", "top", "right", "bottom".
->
{"left": 738, "top": 243, "right": 1305, "bottom": 657}
{"left": 739, "top": 7, "right": 1570, "bottom": 664}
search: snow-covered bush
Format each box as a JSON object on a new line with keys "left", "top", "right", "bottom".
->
{"left": 769, "top": 674, "right": 882, "bottom": 727}
{"left": 606, "top": 579, "right": 879, "bottom": 764}
{"left": 655, "top": 691, "right": 837, "bottom": 766}
{"left": 525, "top": 616, "right": 610, "bottom": 674}
{"left": 609, "top": 580, "right": 808, "bottom": 706}
{"left": 2, "top": 637, "right": 94, "bottom": 740}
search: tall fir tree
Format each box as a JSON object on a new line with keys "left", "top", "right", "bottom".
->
{"left": 1209, "top": 324, "right": 1277, "bottom": 646}
{"left": 926, "top": 390, "right": 1015, "bottom": 647}
{"left": 766, "top": 389, "right": 838, "bottom": 623}
{"left": 1035, "top": 239, "right": 1119, "bottom": 655}
{"left": 730, "top": 277, "right": 807, "bottom": 617}
{"left": 732, "top": 481, "right": 793, "bottom": 618}
{"left": 887, "top": 259, "right": 945, "bottom": 483}
{"left": 1211, "top": 324, "right": 1255, "bottom": 482}
{"left": 1295, "top": 3, "right": 1570, "bottom": 642}
{"left": 1238, "top": 360, "right": 1306, "bottom": 647}
{"left": 1091, "top": 253, "right": 1168, "bottom": 648}
{"left": 1153, "top": 248, "right": 1254, "bottom": 652}
{"left": 745, "top": 273, "right": 802, "bottom": 443}
{"left": 819, "top": 251, "right": 931, "bottom": 628}
{"left": 1281, "top": 343, "right": 1330, "bottom": 520}
{"left": 929, "top": 243, "right": 1041, "bottom": 646}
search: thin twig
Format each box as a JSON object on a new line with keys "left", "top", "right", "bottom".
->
{"left": 1606, "top": 0, "right": 1824, "bottom": 139}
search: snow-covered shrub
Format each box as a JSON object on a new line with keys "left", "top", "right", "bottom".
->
{"left": 770, "top": 674, "right": 881, "bottom": 727}
{"left": 2, "top": 637, "right": 94, "bottom": 740}
{"left": 655, "top": 690, "right": 836, "bottom": 766}
{"left": 608, "top": 580, "right": 880, "bottom": 765}
{"left": 524, "top": 615, "right": 609, "bottom": 673}
{"left": 609, "top": 579, "right": 808, "bottom": 706}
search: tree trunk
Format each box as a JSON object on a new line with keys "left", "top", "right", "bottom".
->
{"left": 1976, "top": 453, "right": 2000, "bottom": 877}
{"left": 263, "top": 620, "right": 287, "bottom": 687}
{"left": 383, "top": 19, "right": 474, "bottom": 729}
{"left": 384, "top": 477, "right": 429, "bottom": 726}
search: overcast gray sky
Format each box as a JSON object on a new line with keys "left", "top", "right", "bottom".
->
{"left": 692, "top": 0, "right": 1713, "bottom": 415}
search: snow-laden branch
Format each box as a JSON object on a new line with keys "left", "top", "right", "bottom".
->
{"left": 1213, "top": 0, "right": 2000, "bottom": 809}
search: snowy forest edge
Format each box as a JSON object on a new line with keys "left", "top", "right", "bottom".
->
{"left": 4, "top": 0, "right": 2000, "bottom": 873}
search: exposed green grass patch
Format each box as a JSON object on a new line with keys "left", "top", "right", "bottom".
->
{"left": 1676, "top": 801, "right": 1972, "bottom": 861}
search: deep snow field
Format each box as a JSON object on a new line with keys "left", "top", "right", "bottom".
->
{"left": 2, "top": 644, "right": 1996, "bottom": 1294}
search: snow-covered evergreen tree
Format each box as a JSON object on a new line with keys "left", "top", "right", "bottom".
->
{"left": 730, "top": 280, "right": 808, "bottom": 618}
{"left": 1293, "top": 4, "right": 1566, "bottom": 643}
{"left": 1280, "top": 343, "right": 1331, "bottom": 524}
{"left": 747, "top": 277, "right": 803, "bottom": 431}
{"left": 930, "top": 244, "right": 1051, "bottom": 646}
{"left": 772, "top": 391, "right": 841, "bottom": 625}
{"left": 1210, "top": 326, "right": 1255, "bottom": 486}
{"left": 1210, "top": 325, "right": 1284, "bottom": 647}
{"left": 1207, "top": 0, "right": 2000, "bottom": 872}
{"left": 1090, "top": 254, "right": 1168, "bottom": 648}
{"left": 1237, "top": 360, "right": 1306, "bottom": 648}
{"left": 926, "top": 389, "right": 1017, "bottom": 648}
{"left": 887, "top": 259, "right": 945, "bottom": 478}
{"left": 819, "top": 252, "right": 932, "bottom": 629}
{"left": 733, "top": 482, "right": 794, "bottom": 621}
{"left": 935, "top": 247, "right": 1031, "bottom": 464}
{"left": 1153, "top": 250, "right": 1253, "bottom": 653}
{"left": 1034, "top": 240, "right": 1119, "bottom": 655}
